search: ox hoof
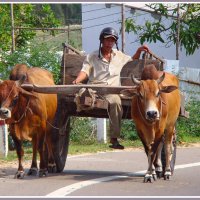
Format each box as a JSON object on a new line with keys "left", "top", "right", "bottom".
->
{"left": 27, "top": 168, "right": 38, "bottom": 176}
{"left": 144, "top": 174, "right": 153, "bottom": 183}
{"left": 14, "top": 171, "right": 25, "bottom": 179}
{"left": 38, "top": 169, "right": 48, "bottom": 177}
{"left": 156, "top": 171, "right": 163, "bottom": 179}
{"left": 164, "top": 170, "right": 172, "bottom": 180}
{"left": 48, "top": 164, "right": 57, "bottom": 173}
{"left": 164, "top": 174, "right": 171, "bottom": 180}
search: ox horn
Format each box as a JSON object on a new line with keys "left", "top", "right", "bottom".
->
{"left": 156, "top": 72, "right": 165, "bottom": 84}
{"left": 131, "top": 74, "right": 140, "bottom": 85}
{"left": 0, "top": 79, "right": 3, "bottom": 84}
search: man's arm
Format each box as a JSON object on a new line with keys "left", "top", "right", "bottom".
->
{"left": 132, "top": 45, "right": 150, "bottom": 59}
{"left": 72, "top": 71, "right": 88, "bottom": 84}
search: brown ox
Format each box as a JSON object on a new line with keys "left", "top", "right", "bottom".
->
{"left": 0, "top": 64, "right": 57, "bottom": 178}
{"left": 122, "top": 64, "right": 181, "bottom": 182}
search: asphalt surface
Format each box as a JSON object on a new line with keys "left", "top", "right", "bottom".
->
{"left": 0, "top": 145, "right": 200, "bottom": 197}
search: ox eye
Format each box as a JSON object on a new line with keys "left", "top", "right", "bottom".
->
{"left": 156, "top": 91, "right": 160, "bottom": 97}
{"left": 10, "top": 95, "right": 19, "bottom": 107}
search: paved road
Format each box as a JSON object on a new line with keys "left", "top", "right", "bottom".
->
{"left": 0, "top": 146, "right": 200, "bottom": 197}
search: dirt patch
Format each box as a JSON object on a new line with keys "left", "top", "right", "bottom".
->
{"left": 0, "top": 160, "right": 33, "bottom": 178}
{"left": 177, "top": 142, "right": 200, "bottom": 148}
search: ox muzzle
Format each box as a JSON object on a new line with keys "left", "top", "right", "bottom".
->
{"left": 0, "top": 108, "right": 11, "bottom": 119}
{"left": 146, "top": 110, "right": 159, "bottom": 121}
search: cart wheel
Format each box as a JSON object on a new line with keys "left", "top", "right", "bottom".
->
{"left": 51, "top": 96, "right": 71, "bottom": 172}
{"left": 161, "top": 129, "right": 177, "bottom": 175}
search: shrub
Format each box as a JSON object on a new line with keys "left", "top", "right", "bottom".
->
{"left": 70, "top": 117, "right": 97, "bottom": 144}
{"left": 0, "top": 43, "right": 61, "bottom": 83}
{"left": 121, "top": 119, "right": 139, "bottom": 140}
{"left": 177, "top": 100, "right": 200, "bottom": 142}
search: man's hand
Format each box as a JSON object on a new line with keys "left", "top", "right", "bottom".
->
{"left": 132, "top": 44, "right": 150, "bottom": 59}
{"left": 72, "top": 71, "right": 88, "bottom": 84}
{"left": 137, "top": 45, "right": 150, "bottom": 53}
{"left": 72, "top": 79, "right": 78, "bottom": 84}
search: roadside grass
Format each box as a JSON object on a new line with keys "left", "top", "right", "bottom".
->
{"left": 1, "top": 136, "right": 200, "bottom": 164}
{"left": 68, "top": 139, "right": 143, "bottom": 155}
{"left": 0, "top": 139, "right": 143, "bottom": 162}
{"left": 178, "top": 136, "right": 200, "bottom": 144}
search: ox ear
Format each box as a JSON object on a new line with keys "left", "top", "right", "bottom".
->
{"left": 160, "top": 85, "right": 178, "bottom": 93}
{"left": 120, "top": 88, "right": 137, "bottom": 99}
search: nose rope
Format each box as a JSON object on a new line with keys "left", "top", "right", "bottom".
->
{"left": 136, "top": 95, "right": 149, "bottom": 125}
{"left": 0, "top": 82, "right": 32, "bottom": 124}
{"left": 136, "top": 81, "right": 149, "bottom": 124}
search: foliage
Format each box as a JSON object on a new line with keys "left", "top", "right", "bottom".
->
{"left": 125, "top": 3, "right": 200, "bottom": 55}
{"left": 0, "top": 4, "right": 60, "bottom": 51}
{"left": 70, "top": 117, "right": 97, "bottom": 144}
{"left": 69, "top": 117, "right": 139, "bottom": 145}
{"left": 50, "top": 4, "right": 81, "bottom": 25}
{"left": 0, "top": 43, "right": 61, "bottom": 83}
{"left": 177, "top": 100, "right": 200, "bottom": 142}
{"left": 121, "top": 119, "right": 139, "bottom": 140}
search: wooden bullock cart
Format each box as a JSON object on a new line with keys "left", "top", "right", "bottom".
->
{"left": 22, "top": 43, "right": 179, "bottom": 173}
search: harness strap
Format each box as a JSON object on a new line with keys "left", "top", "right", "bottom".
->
{"left": 13, "top": 99, "right": 32, "bottom": 124}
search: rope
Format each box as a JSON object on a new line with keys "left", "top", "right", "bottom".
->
{"left": 1, "top": 82, "right": 16, "bottom": 108}
{"left": 46, "top": 120, "right": 59, "bottom": 130}
{"left": 13, "top": 99, "right": 32, "bottom": 124}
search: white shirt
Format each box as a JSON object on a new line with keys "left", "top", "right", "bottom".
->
{"left": 81, "top": 49, "right": 132, "bottom": 86}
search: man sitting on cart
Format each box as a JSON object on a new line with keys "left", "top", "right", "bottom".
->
{"left": 73, "top": 27, "right": 150, "bottom": 149}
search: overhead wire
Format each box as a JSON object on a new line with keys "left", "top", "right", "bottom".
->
{"left": 82, "top": 19, "right": 121, "bottom": 30}
{"left": 82, "top": 14, "right": 150, "bottom": 30}
{"left": 82, "top": 4, "right": 118, "bottom": 13}
{"left": 65, "top": 5, "right": 151, "bottom": 30}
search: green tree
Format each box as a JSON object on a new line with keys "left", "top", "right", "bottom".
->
{"left": 49, "top": 4, "right": 81, "bottom": 25}
{"left": 125, "top": 3, "right": 200, "bottom": 55}
{"left": 0, "top": 43, "right": 61, "bottom": 83}
{"left": 0, "top": 4, "right": 60, "bottom": 51}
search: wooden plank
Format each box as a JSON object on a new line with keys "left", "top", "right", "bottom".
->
{"left": 80, "top": 96, "right": 109, "bottom": 109}
{"left": 21, "top": 84, "right": 136, "bottom": 95}
{"left": 61, "top": 53, "right": 86, "bottom": 84}
{"left": 60, "top": 95, "right": 132, "bottom": 119}
{"left": 120, "top": 59, "right": 164, "bottom": 86}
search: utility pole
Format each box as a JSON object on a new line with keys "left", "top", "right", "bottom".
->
{"left": 121, "top": 3, "right": 125, "bottom": 53}
{"left": 176, "top": 3, "right": 180, "bottom": 60}
{"left": 10, "top": 4, "right": 15, "bottom": 53}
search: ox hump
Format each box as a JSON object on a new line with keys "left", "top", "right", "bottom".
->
{"left": 141, "top": 64, "right": 160, "bottom": 80}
